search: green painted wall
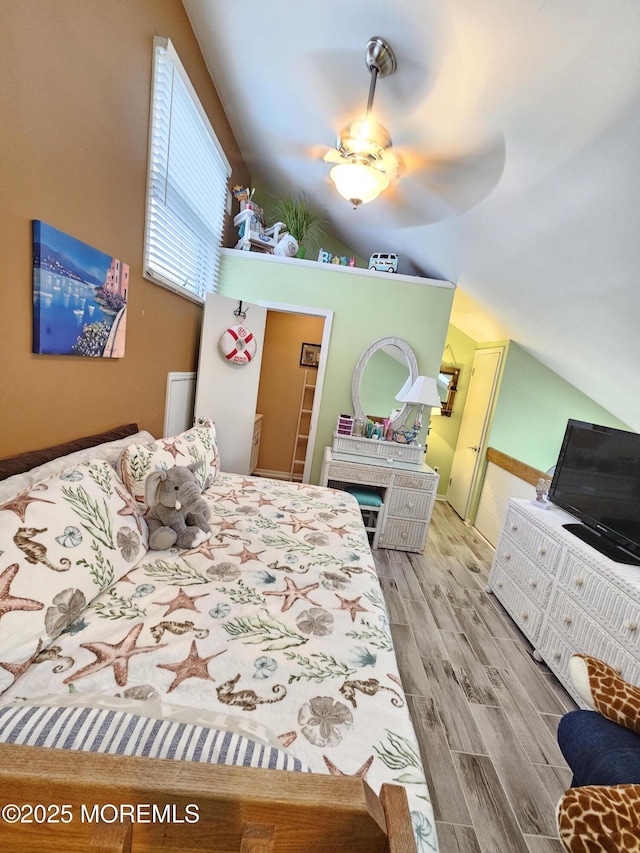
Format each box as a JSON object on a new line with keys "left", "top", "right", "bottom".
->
{"left": 218, "top": 252, "right": 454, "bottom": 482}
{"left": 425, "top": 324, "right": 478, "bottom": 494}
{"left": 487, "top": 341, "right": 632, "bottom": 471}
{"left": 426, "top": 329, "right": 632, "bottom": 507}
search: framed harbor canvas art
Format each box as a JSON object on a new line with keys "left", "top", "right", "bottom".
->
{"left": 32, "top": 221, "right": 129, "bottom": 357}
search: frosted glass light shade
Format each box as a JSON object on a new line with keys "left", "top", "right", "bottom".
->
{"left": 330, "top": 162, "right": 389, "bottom": 207}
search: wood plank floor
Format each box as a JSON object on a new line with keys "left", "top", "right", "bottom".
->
{"left": 374, "top": 500, "right": 576, "bottom": 853}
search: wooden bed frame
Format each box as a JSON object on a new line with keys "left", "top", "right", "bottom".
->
{"left": 0, "top": 743, "right": 417, "bottom": 852}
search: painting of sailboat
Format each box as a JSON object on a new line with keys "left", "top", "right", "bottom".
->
{"left": 32, "top": 220, "right": 128, "bottom": 357}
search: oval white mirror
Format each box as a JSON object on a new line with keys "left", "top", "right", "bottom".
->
{"left": 352, "top": 337, "right": 418, "bottom": 429}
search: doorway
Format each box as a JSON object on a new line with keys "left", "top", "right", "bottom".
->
{"left": 254, "top": 310, "right": 324, "bottom": 480}
{"left": 257, "top": 300, "right": 333, "bottom": 482}
{"left": 193, "top": 294, "right": 332, "bottom": 480}
{"left": 447, "top": 346, "right": 503, "bottom": 521}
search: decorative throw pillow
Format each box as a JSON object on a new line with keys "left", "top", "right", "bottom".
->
{"left": 569, "top": 654, "right": 640, "bottom": 734}
{"left": 557, "top": 784, "right": 640, "bottom": 852}
{"left": 0, "top": 459, "right": 148, "bottom": 695}
{"left": 117, "top": 420, "right": 219, "bottom": 510}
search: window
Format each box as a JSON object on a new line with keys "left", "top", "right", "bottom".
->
{"left": 144, "top": 37, "right": 231, "bottom": 301}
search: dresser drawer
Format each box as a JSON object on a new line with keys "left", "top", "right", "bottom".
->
{"left": 548, "top": 592, "right": 640, "bottom": 678}
{"left": 542, "top": 608, "right": 640, "bottom": 688}
{"left": 502, "top": 507, "right": 562, "bottom": 574}
{"left": 537, "top": 624, "right": 578, "bottom": 692}
{"left": 326, "top": 462, "right": 393, "bottom": 487}
{"left": 379, "top": 518, "right": 427, "bottom": 552}
{"left": 376, "top": 442, "right": 423, "bottom": 463}
{"left": 393, "top": 472, "right": 436, "bottom": 491}
{"left": 332, "top": 434, "right": 423, "bottom": 467}
{"left": 494, "top": 538, "right": 553, "bottom": 609}
{"left": 558, "top": 553, "right": 640, "bottom": 651}
{"left": 386, "top": 488, "right": 432, "bottom": 521}
{"left": 490, "top": 564, "right": 544, "bottom": 642}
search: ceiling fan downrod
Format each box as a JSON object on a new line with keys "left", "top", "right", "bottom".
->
{"left": 364, "top": 36, "right": 396, "bottom": 117}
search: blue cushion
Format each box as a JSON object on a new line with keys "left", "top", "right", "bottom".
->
{"left": 344, "top": 486, "right": 383, "bottom": 507}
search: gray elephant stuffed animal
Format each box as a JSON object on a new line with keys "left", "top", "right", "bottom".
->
{"left": 144, "top": 461, "right": 212, "bottom": 551}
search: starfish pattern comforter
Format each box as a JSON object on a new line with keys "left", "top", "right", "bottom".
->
{"left": 0, "top": 471, "right": 436, "bottom": 851}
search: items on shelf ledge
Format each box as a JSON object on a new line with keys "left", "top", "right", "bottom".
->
{"left": 232, "top": 186, "right": 298, "bottom": 257}
{"left": 317, "top": 248, "right": 356, "bottom": 266}
{"left": 368, "top": 252, "right": 398, "bottom": 273}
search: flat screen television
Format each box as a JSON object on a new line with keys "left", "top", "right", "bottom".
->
{"left": 548, "top": 419, "right": 640, "bottom": 565}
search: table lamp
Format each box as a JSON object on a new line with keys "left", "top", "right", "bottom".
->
{"left": 396, "top": 375, "right": 442, "bottom": 432}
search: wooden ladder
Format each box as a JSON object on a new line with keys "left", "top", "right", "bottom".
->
{"left": 289, "top": 369, "right": 316, "bottom": 482}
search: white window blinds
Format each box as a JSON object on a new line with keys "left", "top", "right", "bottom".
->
{"left": 144, "top": 38, "right": 231, "bottom": 300}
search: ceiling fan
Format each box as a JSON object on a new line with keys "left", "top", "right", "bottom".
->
{"left": 321, "top": 36, "right": 506, "bottom": 222}
{"left": 323, "top": 36, "right": 402, "bottom": 209}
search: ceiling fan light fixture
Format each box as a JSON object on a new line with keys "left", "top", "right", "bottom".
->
{"left": 325, "top": 37, "right": 398, "bottom": 209}
{"left": 339, "top": 119, "right": 392, "bottom": 159}
{"left": 330, "top": 160, "right": 390, "bottom": 209}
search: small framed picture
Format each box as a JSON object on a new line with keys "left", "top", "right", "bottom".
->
{"left": 300, "top": 342, "right": 321, "bottom": 368}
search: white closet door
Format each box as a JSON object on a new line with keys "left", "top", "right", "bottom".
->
{"left": 194, "top": 293, "right": 267, "bottom": 474}
{"left": 447, "top": 347, "right": 503, "bottom": 521}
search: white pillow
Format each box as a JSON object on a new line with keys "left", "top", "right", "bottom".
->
{"left": 0, "top": 431, "right": 155, "bottom": 505}
{"left": 117, "top": 421, "right": 219, "bottom": 510}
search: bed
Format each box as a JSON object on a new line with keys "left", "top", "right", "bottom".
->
{"left": 0, "top": 422, "right": 436, "bottom": 852}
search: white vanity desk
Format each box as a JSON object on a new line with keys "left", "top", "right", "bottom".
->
{"left": 326, "top": 334, "right": 440, "bottom": 552}
{"left": 320, "top": 446, "right": 439, "bottom": 552}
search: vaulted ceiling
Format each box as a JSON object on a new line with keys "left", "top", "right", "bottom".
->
{"left": 183, "top": 0, "right": 640, "bottom": 431}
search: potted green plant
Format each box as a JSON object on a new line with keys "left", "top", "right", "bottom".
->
{"left": 272, "top": 194, "right": 327, "bottom": 259}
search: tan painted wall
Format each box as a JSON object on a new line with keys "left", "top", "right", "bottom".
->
{"left": 0, "top": 0, "right": 250, "bottom": 458}
{"left": 256, "top": 312, "right": 325, "bottom": 475}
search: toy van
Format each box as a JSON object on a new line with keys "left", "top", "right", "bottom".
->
{"left": 369, "top": 252, "right": 398, "bottom": 273}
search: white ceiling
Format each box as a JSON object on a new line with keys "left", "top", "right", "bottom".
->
{"left": 183, "top": 0, "right": 640, "bottom": 431}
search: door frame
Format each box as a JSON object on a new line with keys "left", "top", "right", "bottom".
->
{"left": 258, "top": 300, "right": 333, "bottom": 483}
{"left": 447, "top": 345, "right": 504, "bottom": 522}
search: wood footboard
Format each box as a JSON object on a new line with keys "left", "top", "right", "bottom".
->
{"left": 0, "top": 744, "right": 417, "bottom": 852}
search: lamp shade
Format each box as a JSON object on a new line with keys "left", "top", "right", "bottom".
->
{"left": 330, "top": 161, "right": 389, "bottom": 207}
{"left": 397, "top": 375, "right": 442, "bottom": 409}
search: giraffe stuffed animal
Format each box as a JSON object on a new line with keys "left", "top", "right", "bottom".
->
{"left": 557, "top": 784, "right": 640, "bottom": 852}
{"left": 569, "top": 654, "right": 640, "bottom": 733}
{"left": 556, "top": 654, "right": 640, "bottom": 852}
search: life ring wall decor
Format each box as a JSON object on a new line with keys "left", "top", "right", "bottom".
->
{"left": 219, "top": 325, "right": 257, "bottom": 365}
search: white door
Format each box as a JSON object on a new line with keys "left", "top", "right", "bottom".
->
{"left": 194, "top": 293, "right": 267, "bottom": 474}
{"left": 447, "top": 347, "right": 504, "bottom": 521}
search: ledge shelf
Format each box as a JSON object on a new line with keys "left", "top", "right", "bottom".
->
{"left": 221, "top": 248, "right": 454, "bottom": 290}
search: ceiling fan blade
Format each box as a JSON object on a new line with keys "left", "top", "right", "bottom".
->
{"left": 300, "top": 27, "right": 440, "bottom": 123}
{"left": 414, "top": 133, "right": 506, "bottom": 208}
{"left": 322, "top": 147, "right": 347, "bottom": 165}
{"left": 358, "top": 132, "right": 506, "bottom": 228}
{"left": 372, "top": 147, "right": 403, "bottom": 178}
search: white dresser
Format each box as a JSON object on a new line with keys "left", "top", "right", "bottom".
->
{"left": 319, "top": 447, "right": 439, "bottom": 552}
{"left": 489, "top": 498, "right": 640, "bottom": 706}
